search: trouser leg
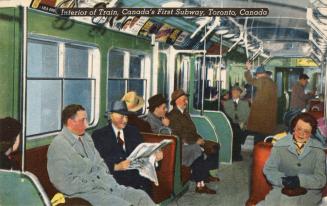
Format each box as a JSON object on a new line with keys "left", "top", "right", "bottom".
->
{"left": 191, "top": 155, "right": 209, "bottom": 182}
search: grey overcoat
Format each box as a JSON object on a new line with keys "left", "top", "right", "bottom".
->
{"left": 259, "top": 134, "right": 326, "bottom": 206}
{"left": 47, "top": 127, "right": 155, "bottom": 206}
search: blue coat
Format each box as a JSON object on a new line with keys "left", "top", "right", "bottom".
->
{"left": 259, "top": 134, "right": 326, "bottom": 206}
{"left": 47, "top": 127, "right": 154, "bottom": 206}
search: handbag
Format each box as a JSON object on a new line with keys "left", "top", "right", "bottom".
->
{"left": 281, "top": 187, "right": 307, "bottom": 196}
{"left": 202, "top": 140, "right": 220, "bottom": 155}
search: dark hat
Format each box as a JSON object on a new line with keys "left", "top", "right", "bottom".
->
{"left": 299, "top": 74, "right": 309, "bottom": 80}
{"left": 109, "top": 101, "right": 131, "bottom": 116}
{"left": 148, "top": 94, "right": 167, "bottom": 110}
{"left": 170, "top": 89, "right": 189, "bottom": 105}
{"left": 231, "top": 85, "right": 243, "bottom": 92}
{"left": 0, "top": 117, "right": 21, "bottom": 143}
{"left": 254, "top": 66, "right": 266, "bottom": 75}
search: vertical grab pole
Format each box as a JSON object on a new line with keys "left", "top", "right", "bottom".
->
{"left": 21, "top": 6, "right": 28, "bottom": 172}
{"left": 201, "top": 26, "right": 207, "bottom": 116}
{"left": 217, "top": 35, "right": 223, "bottom": 111}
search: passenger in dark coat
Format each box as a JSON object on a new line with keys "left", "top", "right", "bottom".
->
{"left": 0, "top": 117, "right": 21, "bottom": 170}
{"left": 92, "top": 101, "right": 163, "bottom": 196}
{"left": 167, "top": 89, "right": 219, "bottom": 194}
{"left": 244, "top": 61, "right": 278, "bottom": 143}
{"left": 290, "top": 74, "right": 316, "bottom": 110}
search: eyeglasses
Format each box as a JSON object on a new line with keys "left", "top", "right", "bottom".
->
{"left": 294, "top": 127, "right": 311, "bottom": 136}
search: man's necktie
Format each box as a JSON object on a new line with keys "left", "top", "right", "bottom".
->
{"left": 117, "top": 131, "right": 124, "bottom": 146}
{"left": 234, "top": 101, "right": 239, "bottom": 121}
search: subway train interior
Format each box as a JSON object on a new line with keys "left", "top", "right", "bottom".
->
{"left": 1, "top": 0, "right": 327, "bottom": 205}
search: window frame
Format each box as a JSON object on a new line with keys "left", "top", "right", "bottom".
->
{"left": 26, "top": 36, "right": 100, "bottom": 139}
{"left": 107, "top": 48, "right": 150, "bottom": 115}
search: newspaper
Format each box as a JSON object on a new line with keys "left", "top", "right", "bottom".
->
{"left": 126, "top": 139, "right": 172, "bottom": 186}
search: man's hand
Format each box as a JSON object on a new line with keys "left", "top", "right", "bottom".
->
{"left": 114, "top": 160, "right": 131, "bottom": 171}
{"left": 155, "top": 150, "right": 163, "bottom": 161}
{"left": 162, "top": 117, "right": 170, "bottom": 127}
{"left": 196, "top": 138, "right": 205, "bottom": 145}
{"left": 245, "top": 61, "right": 252, "bottom": 70}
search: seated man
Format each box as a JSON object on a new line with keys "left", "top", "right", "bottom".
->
{"left": 121, "top": 91, "right": 152, "bottom": 133}
{"left": 168, "top": 89, "right": 220, "bottom": 194}
{"left": 224, "top": 85, "right": 250, "bottom": 161}
{"left": 47, "top": 104, "right": 154, "bottom": 206}
{"left": 144, "top": 94, "right": 171, "bottom": 134}
{"left": 92, "top": 101, "right": 163, "bottom": 196}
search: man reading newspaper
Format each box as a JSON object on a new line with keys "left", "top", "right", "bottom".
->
{"left": 92, "top": 100, "right": 164, "bottom": 196}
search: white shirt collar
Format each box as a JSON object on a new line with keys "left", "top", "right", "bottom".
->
{"left": 177, "top": 106, "right": 184, "bottom": 114}
{"left": 111, "top": 123, "right": 125, "bottom": 144}
{"left": 233, "top": 98, "right": 240, "bottom": 104}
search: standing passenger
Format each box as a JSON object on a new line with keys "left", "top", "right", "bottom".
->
{"left": 168, "top": 89, "right": 220, "bottom": 194}
{"left": 290, "top": 74, "right": 316, "bottom": 111}
{"left": 224, "top": 86, "right": 250, "bottom": 161}
{"left": 47, "top": 104, "right": 155, "bottom": 206}
{"left": 244, "top": 61, "right": 278, "bottom": 143}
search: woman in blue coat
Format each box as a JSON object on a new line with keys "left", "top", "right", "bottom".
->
{"left": 259, "top": 113, "right": 326, "bottom": 206}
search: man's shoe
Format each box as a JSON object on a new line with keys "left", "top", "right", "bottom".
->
{"left": 195, "top": 185, "right": 216, "bottom": 194}
{"left": 205, "top": 175, "right": 220, "bottom": 183}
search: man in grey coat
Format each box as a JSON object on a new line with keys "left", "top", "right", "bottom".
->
{"left": 47, "top": 104, "right": 155, "bottom": 206}
{"left": 224, "top": 85, "right": 250, "bottom": 161}
{"left": 290, "top": 74, "right": 316, "bottom": 110}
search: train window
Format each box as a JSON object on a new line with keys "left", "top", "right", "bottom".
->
{"left": 157, "top": 53, "right": 168, "bottom": 97}
{"left": 193, "top": 56, "right": 223, "bottom": 111}
{"left": 107, "top": 49, "right": 147, "bottom": 114}
{"left": 26, "top": 39, "right": 99, "bottom": 137}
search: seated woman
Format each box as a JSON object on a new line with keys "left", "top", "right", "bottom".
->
{"left": 259, "top": 113, "right": 326, "bottom": 206}
{"left": 0, "top": 117, "right": 21, "bottom": 169}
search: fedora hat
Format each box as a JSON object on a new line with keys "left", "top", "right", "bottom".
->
{"left": 254, "top": 66, "right": 266, "bottom": 75}
{"left": 231, "top": 85, "right": 243, "bottom": 93}
{"left": 121, "top": 91, "right": 145, "bottom": 112}
{"left": 148, "top": 94, "right": 167, "bottom": 111}
{"left": 109, "top": 101, "right": 131, "bottom": 116}
{"left": 170, "top": 89, "right": 189, "bottom": 105}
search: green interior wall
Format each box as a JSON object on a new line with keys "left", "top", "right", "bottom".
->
{"left": 1, "top": 7, "right": 154, "bottom": 148}
{"left": 0, "top": 8, "right": 21, "bottom": 119}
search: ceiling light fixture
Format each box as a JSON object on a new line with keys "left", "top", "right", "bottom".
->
{"left": 161, "top": 1, "right": 184, "bottom": 8}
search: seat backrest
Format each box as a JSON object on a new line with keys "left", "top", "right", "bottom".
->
{"left": 13, "top": 145, "right": 58, "bottom": 198}
{"left": 246, "top": 142, "right": 273, "bottom": 205}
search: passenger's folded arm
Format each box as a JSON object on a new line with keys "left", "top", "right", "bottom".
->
{"left": 263, "top": 148, "right": 284, "bottom": 187}
{"left": 298, "top": 150, "right": 326, "bottom": 189}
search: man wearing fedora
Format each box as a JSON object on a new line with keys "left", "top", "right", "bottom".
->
{"left": 144, "top": 94, "right": 171, "bottom": 134}
{"left": 92, "top": 100, "right": 163, "bottom": 196}
{"left": 244, "top": 61, "right": 277, "bottom": 143}
{"left": 224, "top": 85, "right": 250, "bottom": 161}
{"left": 121, "top": 91, "right": 152, "bottom": 133}
{"left": 168, "top": 89, "right": 219, "bottom": 194}
{"left": 47, "top": 104, "right": 154, "bottom": 206}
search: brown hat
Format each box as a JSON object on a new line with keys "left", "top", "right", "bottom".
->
{"left": 170, "top": 89, "right": 189, "bottom": 105}
{"left": 148, "top": 94, "right": 167, "bottom": 111}
{"left": 121, "top": 91, "right": 145, "bottom": 112}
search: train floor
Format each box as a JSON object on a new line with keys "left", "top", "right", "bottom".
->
{"left": 168, "top": 150, "right": 252, "bottom": 206}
